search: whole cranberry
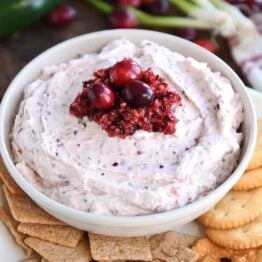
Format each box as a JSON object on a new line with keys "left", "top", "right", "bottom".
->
{"left": 118, "top": 0, "right": 142, "bottom": 7}
{"left": 108, "top": 9, "right": 138, "bottom": 29}
{"left": 143, "top": 0, "right": 170, "bottom": 15}
{"left": 245, "top": 0, "right": 262, "bottom": 11}
{"left": 47, "top": 5, "right": 76, "bottom": 26}
{"left": 122, "top": 80, "right": 154, "bottom": 107}
{"left": 87, "top": 83, "right": 115, "bottom": 110}
{"left": 178, "top": 28, "right": 197, "bottom": 41}
{"left": 195, "top": 39, "right": 216, "bottom": 53}
{"left": 225, "top": 0, "right": 242, "bottom": 3}
{"left": 110, "top": 59, "right": 142, "bottom": 87}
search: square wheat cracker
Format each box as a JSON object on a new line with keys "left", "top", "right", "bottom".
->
{"left": 0, "top": 207, "right": 34, "bottom": 256}
{"left": 0, "top": 157, "right": 24, "bottom": 194}
{"left": 89, "top": 233, "right": 152, "bottom": 261}
{"left": 25, "top": 258, "right": 42, "bottom": 262}
{"left": 24, "top": 237, "right": 92, "bottom": 262}
{"left": 3, "top": 185, "right": 64, "bottom": 225}
{"left": 149, "top": 231, "right": 199, "bottom": 262}
{"left": 18, "top": 223, "right": 84, "bottom": 248}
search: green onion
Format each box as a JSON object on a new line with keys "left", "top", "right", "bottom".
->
{"left": 169, "top": 0, "right": 236, "bottom": 37}
{"left": 85, "top": 0, "right": 113, "bottom": 14}
{"left": 210, "top": 0, "right": 254, "bottom": 30}
{"left": 128, "top": 7, "right": 212, "bottom": 29}
{"left": 191, "top": 0, "right": 215, "bottom": 9}
{"left": 85, "top": 0, "right": 212, "bottom": 29}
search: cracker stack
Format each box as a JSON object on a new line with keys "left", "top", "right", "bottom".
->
{"left": 0, "top": 157, "right": 199, "bottom": 261}
{"left": 194, "top": 120, "right": 262, "bottom": 261}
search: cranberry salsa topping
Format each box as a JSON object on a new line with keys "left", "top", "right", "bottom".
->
{"left": 70, "top": 59, "right": 181, "bottom": 138}
{"left": 11, "top": 40, "right": 243, "bottom": 216}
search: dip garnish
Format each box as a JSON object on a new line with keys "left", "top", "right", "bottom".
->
{"left": 69, "top": 58, "right": 181, "bottom": 138}
{"left": 110, "top": 59, "right": 143, "bottom": 87}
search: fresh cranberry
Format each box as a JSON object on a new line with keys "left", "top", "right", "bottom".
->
{"left": 69, "top": 96, "right": 89, "bottom": 118}
{"left": 142, "top": 0, "right": 152, "bottom": 3}
{"left": 225, "top": 0, "right": 257, "bottom": 6}
{"left": 178, "top": 28, "right": 197, "bottom": 41}
{"left": 225, "top": 0, "right": 240, "bottom": 3}
{"left": 47, "top": 5, "right": 76, "bottom": 26}
{"left": 70, "top": 66, "right": 181, "bottom": 137}
{"left": 110, "top": 59, "right": 142, "bottom": 87}
{"left": 245, "top": 0, "right": 262, "bottom": 10}
{"left": 143, "top": 0, "right": 169, "bottom": 15}
{"left": 118, "top": 0, "right": 142, "bottom": 7}
{"left": 195, "top": 39, "right": 216, "bottom": 53}
{"left": 87, "top": 83, "right": 115, "bottom": 110}
{"left": 122, "top": 80, "right": 154, "bottom": 107}
{"left": 108, "top": 9, "right": 138, "bottom": 29}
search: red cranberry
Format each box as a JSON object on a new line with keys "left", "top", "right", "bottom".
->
{"left": 143, "top": 0, "right": 170, "bottom": 15}
{"left": 195, "top": 39, "right": 216, "bottom": 53}
{"left": 110, "top": 59, "right": 142, "bottom": 87}
{"left": 87, "top": 83, "right": 115, "bottom": 110}
{"left": 225, "top": 0, "right": 240, "bottom": 2}
{"left": 47, "top": 5, "right": 76, "bottom": 26}
{"left": 122, "top": 80, "right": 154, "bottom": 107}
{"left": 178, "top": 28, "right": 197, "bottom": 41}
{"left": 108, "top": 9, "right": 138, "bottom": 29}
{"left": 118, "top": 0, "right": 142, "bottom": 7}
{"left": 245, "top": 0, "right": 262, "bottom": 11}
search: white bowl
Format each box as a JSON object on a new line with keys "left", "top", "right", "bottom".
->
{"left": 0, "top": 29, "right": 257, "bottom": 236}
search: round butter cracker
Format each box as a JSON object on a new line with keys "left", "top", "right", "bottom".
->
{"left": 199, "top": 187, "right": 262, "bottom": 229}
{"left": 233, "top": 168, "right": 262, "bottom": 191}
{"left": 257, "top": 246, "right": 262, "bottom": 262}
{"left": 192, "top": 238, "right": 257, "bottom": 262}
{"left": 247, "top": 120, "right": 262, "bottom": 171}
{"left": 206, "top": 214, "right": 262, "bottom": 249}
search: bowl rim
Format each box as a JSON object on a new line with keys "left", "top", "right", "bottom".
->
{"left": 0, "top": 29, "right": 257, "bottom": 227}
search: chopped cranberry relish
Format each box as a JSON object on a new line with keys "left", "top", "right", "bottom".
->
{"left": 69, "top": 58, "right": 181, "bottom": 138}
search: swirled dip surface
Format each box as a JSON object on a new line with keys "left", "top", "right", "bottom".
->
{"left": 11, "top": 40, "right": 243, "bottom": 216}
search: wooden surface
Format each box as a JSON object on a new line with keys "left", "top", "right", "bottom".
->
{"left": 0, "top": 0, "right": 248, "bottom": 100}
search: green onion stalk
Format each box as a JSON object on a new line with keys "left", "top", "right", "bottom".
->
{"left": 170, "top": 0, "right": 262, "bottom": 91}
{"left": 85, "top": 0, "right": 262, "bottom": 90}
{"left": 212, "top": 0, "right": 262, "bottom": 91}
{"left": 85, "top": 0, "right": 212, "bottom": 30}
{"left": 169, "top": 0, "right": 236, "bottom": 37}
{"left": 210, "top": 0, "right": 256, "bottom": 37}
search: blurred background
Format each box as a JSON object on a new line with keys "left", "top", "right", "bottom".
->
{"left": 1, "top": 0, "right": 262, "bottom": 100}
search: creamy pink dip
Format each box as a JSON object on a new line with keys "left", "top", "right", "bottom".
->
{"left": 11, "top": 39, "right": 243, "bottom": 215}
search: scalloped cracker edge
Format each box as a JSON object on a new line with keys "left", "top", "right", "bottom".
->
{"left": 192, "top": 238, "right": 257, "bottom": 261}
{"left": 206, "top": 214, "right": 262, "bottom": 249}
{"left": 247, "top": 120, "right": 262, "bottom": 170}
{"left": 233, "top": 168, "right": 262, "bottom": 190}
{"left": 198, "top": 187, "right": 262, "bottom": 229}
